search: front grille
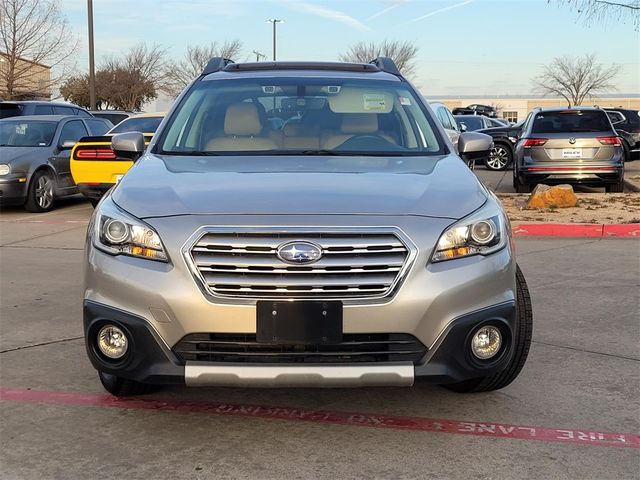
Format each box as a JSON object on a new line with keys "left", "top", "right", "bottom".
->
{"left": 173, "top": 333, "right": 427, "bottom": 364}
{"left": 187, "top": 231, "right": 412, "bottom": 299}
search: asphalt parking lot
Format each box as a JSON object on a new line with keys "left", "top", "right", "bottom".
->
{"left": 1, "top": 199, "right": 639, "bottom": 480}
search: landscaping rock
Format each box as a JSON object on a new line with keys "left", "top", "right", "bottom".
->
{"left": 527, "top": 184, "right": 578, "bottom": 209}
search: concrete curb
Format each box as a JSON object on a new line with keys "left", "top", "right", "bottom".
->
{"left": 623, "top": 178, "right": 640, "bottom": 192}
{"left": 513, "top": 223, "right": 640, "bottom": 238}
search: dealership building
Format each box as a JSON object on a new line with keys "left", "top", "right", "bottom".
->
{"left": 429, "top": 94, "right": 640, "bottom": 123}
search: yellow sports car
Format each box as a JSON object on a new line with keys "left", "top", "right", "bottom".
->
{"left": 70, "top": 112, "right": 165, "bottom": 204}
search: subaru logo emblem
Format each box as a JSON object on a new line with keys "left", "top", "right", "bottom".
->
{"left": 569, "top": 137, "right": 576, "bottom": 144}
{"left": 277, "top": 241, "right": 322, "bottom": 264}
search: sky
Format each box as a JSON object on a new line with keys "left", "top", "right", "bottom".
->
{"left": 62, "top": 0, "right": 640, "bottom": 96}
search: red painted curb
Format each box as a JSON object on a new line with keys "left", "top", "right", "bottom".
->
{"left": 1, "top": 388, "right": 638, "bottom": 449}
{"left": 513, "top": 223, "right": 640, "bottom": 238}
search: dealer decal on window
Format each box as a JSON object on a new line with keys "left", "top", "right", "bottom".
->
{"left": 363, "top": 94, "right": 387, "bottom": 111}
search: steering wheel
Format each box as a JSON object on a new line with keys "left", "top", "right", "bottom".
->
{"left": 335, "top": 134, "right": 401, "bottom": 151}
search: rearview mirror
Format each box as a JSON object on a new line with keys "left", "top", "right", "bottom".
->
{"left": 112, "top": 132, "right": 145, "bottom": 161}
{"left": 59, "top": 140, "right": 76, "bottom": 150}
{"left": 459, "top": 123, "right": 468, "bottom": 132}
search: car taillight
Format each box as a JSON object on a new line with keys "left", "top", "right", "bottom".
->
{"left": 523, "top": 138, "right": 548, "bottom": 147}
{"left": 75, "top": 148, "right": 117, "bottom": 159}
{"left": 597, "top": 137, "right": 621, "bottom": 146}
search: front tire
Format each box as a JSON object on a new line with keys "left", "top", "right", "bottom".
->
{"left": 485, "top": 144, "right": 512, "bottom": 171}
{"left": 445, "top": 265, "right": 533, "bottom": 393}
{"left": 98, "top": 371, "right": 157, "bottom": 397}
{"left": 25, "top": 170, "right": 55, "bottom": 213}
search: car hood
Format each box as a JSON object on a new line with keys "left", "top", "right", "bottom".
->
{"left": 112, "top": 153, "right": 487, "bottom": 220}
{"left": 0, "top": 146, "right": 49, "bottom": 165}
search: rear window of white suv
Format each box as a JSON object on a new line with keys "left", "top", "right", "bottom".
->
{"left": 531, "top": 110, "right": 611, "bottom": 134}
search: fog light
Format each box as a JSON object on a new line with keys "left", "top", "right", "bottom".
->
{"left": 471, "top": 325, "right": 502, "bottom": 360}
{"left": 97, "top": 325, "right": 128, "bottom": 359}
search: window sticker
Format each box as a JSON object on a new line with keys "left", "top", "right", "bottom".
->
{"left": 363, "top": 94, "right": 387, "bottom": 111}
{"left": 399, "top": 97, "right": 412, "bottom": 106}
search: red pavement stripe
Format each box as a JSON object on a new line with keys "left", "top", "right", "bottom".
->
{"left": 1, "top": 388, "right": 638, "bottom": 449}
{"left": 513, "top": 223, "right": 640, "bottom": 238}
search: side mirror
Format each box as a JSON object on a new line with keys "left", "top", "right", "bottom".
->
{"left": 59, "top": 140, "right": 76, "bottom": 150}
{"left": 459, "top": 123, "right": 468, "bottom": 132}
{"left": 112, "top": 132, "right": 145, "bottom": 161}
{"left": 458, "top": 132, "right": 493, "bottom": 154}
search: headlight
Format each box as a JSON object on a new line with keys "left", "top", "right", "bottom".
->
{"left": 93, "top": 196, "right": 168, "bottom": 262}
{"left": 0, "top": 164, "right": 10, "bottom": 176}
{"left": 432, "top": 204, "right": 508, "bottom": 263}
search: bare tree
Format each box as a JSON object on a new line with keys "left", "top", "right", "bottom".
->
{"left": 162, "top": 40, "right": 243, "bottom": 98}
{"left": 552, "top": 0, "right": 640, "bottom": 30}
{"left": 533, "top": 54, "right": 621, "bottom": 106}
{"left": 0, "top": 0, "right": 78, "bottom": 99}
{"left": 339, "top": 40, "right": 419, "bottom": 77}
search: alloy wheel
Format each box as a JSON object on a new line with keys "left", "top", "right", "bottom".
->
{"left": 35, "top": 175, "right": 54, "bottom": 209}
{"left": 486, "top": 146, "right": 510, "bottom": 170}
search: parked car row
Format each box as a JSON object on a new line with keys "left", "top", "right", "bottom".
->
{"left": 0, "top": 109, "right": 164, "bottom": 212}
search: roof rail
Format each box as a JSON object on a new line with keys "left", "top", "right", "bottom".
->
{"left": 369, "top": 57, "right": 401, "bottom": 76}
{"left": 222, "top": 61, "right": 379, "bottom": 73}
{"left": 202, "top": 57, "right": 235, "bottom": 76}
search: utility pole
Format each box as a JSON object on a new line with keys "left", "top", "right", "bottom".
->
{"left": 265, "top": 19, "right": 283, "bottom": 61}
{"left": 87, "top": 0, "right": 96, "bottom": 110}
{"left": 252, "top": 50, "right": 266, "bottom": 62}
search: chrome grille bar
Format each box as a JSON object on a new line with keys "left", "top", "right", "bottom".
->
{"left": 186, "top": 229, "right": 412, "bottom": 300}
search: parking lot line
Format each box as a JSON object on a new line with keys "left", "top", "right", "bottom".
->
{"left": 1, "top": 388, "right": 638, "bottom": 450}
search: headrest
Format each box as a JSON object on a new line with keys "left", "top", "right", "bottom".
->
{"left": 224, "top": 103, "right": 262, "bottom": 136}
{"left": 341, "top": 114, "right": 378, "bottom": 133}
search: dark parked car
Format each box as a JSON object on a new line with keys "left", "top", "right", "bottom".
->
{"left": 89, "top": 110, "right": 135, "bottom": 126}
{"left": 477, "top": 121, "right": 526, "bottom": 171}
{"left": 606, "top": 108, "right": 639, "bottom": 161}
{"left": 513, "top": 107, "right": 624, "bottom": 193}
{"left": 454, "top": 115, "right": 496, "bottom": 132}
{"left": 0, "top": 115, "right": 112, "bottom": 212}
{"left": 452, "top": 104, "right": 497, "bottom": 118}
{"left": 0, "top": 101, "right": 93, "bottom": 119}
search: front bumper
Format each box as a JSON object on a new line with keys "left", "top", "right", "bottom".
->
{"left": 83, "top": 298, "right": 516, "bottom": 387}
{"left": 84, "top": 213, "right": 516, "bottom": 387}
{"left": 0, "top": 175, "right": 28, "bottom": 205}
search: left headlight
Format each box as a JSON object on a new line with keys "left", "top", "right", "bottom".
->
{"left": 93, "top": 196, "right": 168, "bottom": 262}
{"left": 0, "top": 164, "right": 11, "bottom": 176}
{"left": 432, "top": 202, "right": 508, "bottom": 263}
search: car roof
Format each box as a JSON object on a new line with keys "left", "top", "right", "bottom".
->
{"left": 0, "top": 100, "right": 84, "bottom": 107}
{"left": 533, "top": 106, "right": 604, "bottom": 113}
{"left": 0, "top": 114, "right": 76, "bottom": 121}
{"left": 90, "top": 110, "right": 136, "bottom": 114}
{"left": 129, "top": 112, "right": 166, "bottom": 119}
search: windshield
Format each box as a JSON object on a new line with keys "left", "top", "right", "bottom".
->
{"left": 157, "top": 77, "right": 444, "bottom": 156}
{"left": 531, "top": 110, "right": 612, "bottom": 133}
{"left": 0, "top": 120, "right": 57, "bottom": 147}
{"left": 109, "top": 116, "right": 163, "bottom": 134}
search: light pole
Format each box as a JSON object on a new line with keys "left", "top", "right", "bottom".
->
{"left": 265, "top": 19, "right": 283, "bottom": 61}
{"left": 87, "top": 0, "right": 96, "bottom": 110}
{"left": 252, "top": 50, "right": 266, "bottom": 62}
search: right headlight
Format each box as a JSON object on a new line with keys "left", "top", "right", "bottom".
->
{"left": 0, "top": 164, "right": 10, "bottom": 176}
{"left": 432, "top": 203, "right": 508, "bottom": 263}
{"left": 93, "top": 196, "right": 168, "bottom": 262}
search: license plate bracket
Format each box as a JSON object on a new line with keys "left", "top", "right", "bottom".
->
{"left": 562, "top": 148, "right": 582, "bottom": 159}
{"left": 256, "top": 301, "right": 343, "bottom": 345}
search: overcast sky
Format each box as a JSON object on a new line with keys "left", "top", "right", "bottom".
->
{"left": 63, "top": 0, "right": 639, "bottom": 96}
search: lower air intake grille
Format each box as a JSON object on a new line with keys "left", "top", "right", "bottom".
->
{"left": 173, "top": 333, "right": 427, "bottom": 364}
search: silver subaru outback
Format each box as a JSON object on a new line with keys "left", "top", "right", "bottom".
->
{"left": 83, "top": 58, "right": 533, "bottom": 397}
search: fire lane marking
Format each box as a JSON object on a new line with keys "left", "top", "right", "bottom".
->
{"left": 1, "top": 388, "right": 638, "bottom": 449}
